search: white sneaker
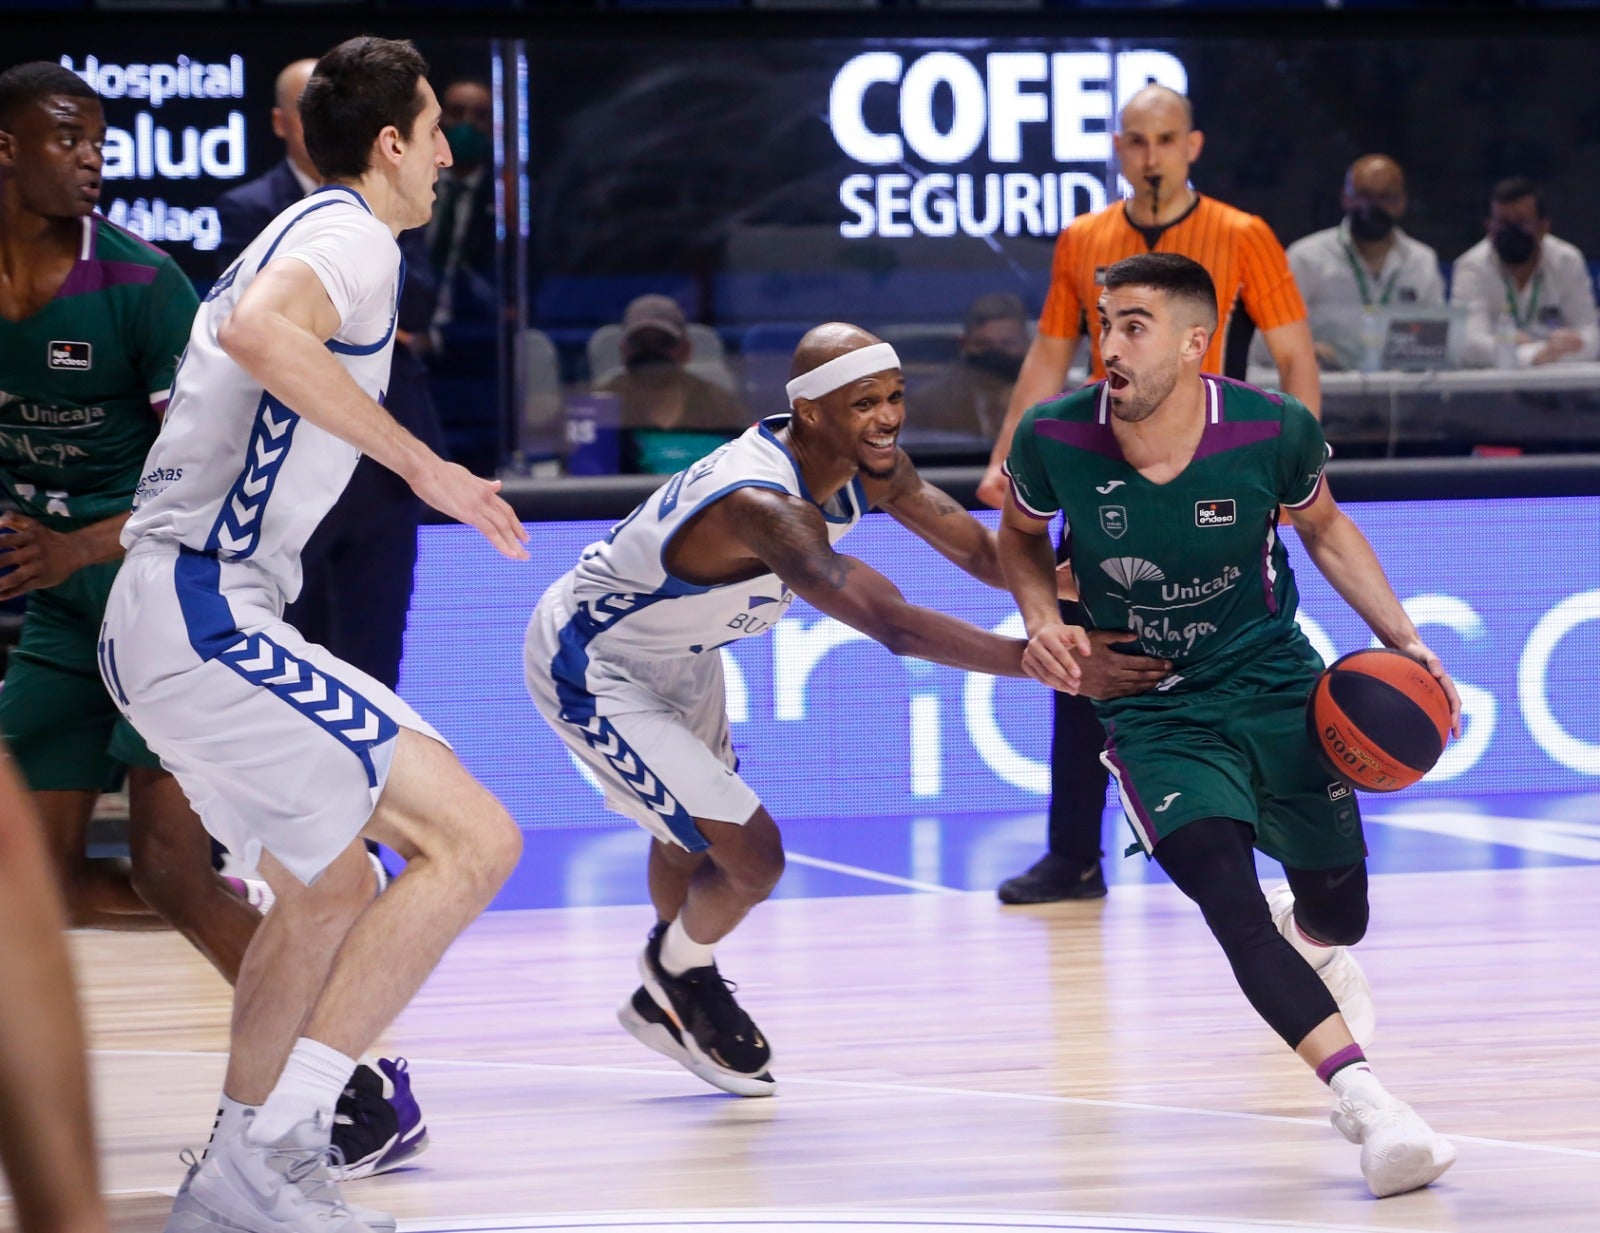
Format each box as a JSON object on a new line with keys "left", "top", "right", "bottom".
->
{"left": 1266, "top": 884, "right": 1376, "bottom": 1047}
{"left": 165, "top": 1112, "right": 383, "bottom": 1233}
{"left": 1331, "top": 1080, "right": 1457, "bottom": 1198}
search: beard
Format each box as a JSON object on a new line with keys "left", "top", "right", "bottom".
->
{"left": 860, "top": 454, "right": 898, "bottom": 480}
{"left": 1107, "top": 359, "right": 1179, "bottom": 423}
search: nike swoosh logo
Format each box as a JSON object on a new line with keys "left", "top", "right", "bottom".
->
{"left": 1153, "top": 792, "right": 1181, "bottom": 813}
{"left": 1096, "top": 480, "right": 1127, "bottom": 494}
{"left": 1325, "top": 865, "right": 1360, "bottom": 889}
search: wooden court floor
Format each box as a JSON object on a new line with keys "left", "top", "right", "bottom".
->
{"left": 9, "top": 863, "right": 1598, "bottom": 1233}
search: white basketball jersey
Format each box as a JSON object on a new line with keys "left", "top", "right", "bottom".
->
{"left": 122, "top": 186, "right": 401, "bottom": 602}
{"left": 562, "top": 415, "right": 868, "bottom": 658}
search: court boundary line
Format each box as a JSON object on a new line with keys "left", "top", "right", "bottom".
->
{"left": 86, "top": 1048, "right": 1600, "bottom": 1161}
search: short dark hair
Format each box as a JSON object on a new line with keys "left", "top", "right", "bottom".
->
{"left": 964, "top": 292, "right": 1027, "bottom": 334}
{"left": 301, "top": 37, "right": 429, "bottom": 182}
{"left": 1490, "top": 175, "right": 1545, "bottom": 218}
{"left": 1100, "top": 252, "right": 1218, "bottom": 329}
{"left": 0, "top": 61, "right": 98, "bottom": 130}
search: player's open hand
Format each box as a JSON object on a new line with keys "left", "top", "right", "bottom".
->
{"left": 411, "top": 462, "right": 529, "bottom": 561}
{"left": 1395, "top": 639, "right": 1462, "bottom": 737}
{"left": 1074, "top": 629, "right": 1173, "bottom": 700}
{"left": 1021, "top": 623, "right": 1093, "bottom": 693}
{"left": 0, "top": 512, "right": 91, "bottom": 601}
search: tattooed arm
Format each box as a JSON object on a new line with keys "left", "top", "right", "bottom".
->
{"left": 730, "top": 487, "right": 1028, "bottom": 678}
{"left": 864, "top": 450, "right": 1006, "bottom": 589}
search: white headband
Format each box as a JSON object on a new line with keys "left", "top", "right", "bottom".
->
{"left": 785, "top": 343, "right": 901, "bottom": 405}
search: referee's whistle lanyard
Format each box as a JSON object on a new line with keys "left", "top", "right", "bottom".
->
{"left": 1341, "top": 242, "right": 1399, "bottom": 308}
{"left": 1501, "top": 268, "right": 1544, "bottom": 330}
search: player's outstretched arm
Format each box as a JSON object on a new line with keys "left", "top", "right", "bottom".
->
{"left": 1288, "top": 482, "right": 1461, "bottom": 734}
{"left": 867, "top": 451, "right": 1006, "bottom": 589}
{"left": 732, "top": 488, "right": 1027, "bottom": 678}
{"left": 218, "top": 259, "right": 528, "bottom": 561}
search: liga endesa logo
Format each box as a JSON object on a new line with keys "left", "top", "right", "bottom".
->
{"left": 829, "top": 48, "right": 1188, "bottom": 240}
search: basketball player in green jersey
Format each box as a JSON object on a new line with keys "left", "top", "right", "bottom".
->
{"left": 0, "top": 63, "right": 262, "bottom": 960}
{"left": 1000, "top": 252, "right": 1461, "bottom": 1199}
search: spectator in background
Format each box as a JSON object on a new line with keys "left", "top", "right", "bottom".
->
{"left": 974, "top": 84, "right": 1316, "bottom": 906}
{"left": 420, "top": 78, "right": 503, "bottom": 473}
{"left": 1280, "top": 155, "right": 1444, "bottom": 370}
{"left": 907, "top": 292, "right": 1031, "bottom": 441}
{"left": 600, "top": 293, "right": 747, "bottom": 474}
{"left": 1451, "top": 176, "right": 1600, "bottom": 368}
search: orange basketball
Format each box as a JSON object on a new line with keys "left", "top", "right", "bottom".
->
{"left": 1306, "top": 648, "right": 1452, "bottom": 792}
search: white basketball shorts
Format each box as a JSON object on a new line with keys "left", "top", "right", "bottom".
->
{"left": 523, "top": 577, "right": 761, "bottom": 851}
{"left": 100, "top": 542, "right": 444, "bottom": 885}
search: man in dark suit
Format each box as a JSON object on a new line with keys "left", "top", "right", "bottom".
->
{"left": 209, "top": 55, "right": 440, "bottom": 1182}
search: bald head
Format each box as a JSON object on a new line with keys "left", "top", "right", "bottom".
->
{"left": 1118, "top": 84, "right": 1193, "bottom": 135}
{"left": 272, "top": 59, "right": 319, "bottom": 180}
{"left": 275, "top": 59, "right": 316, "bottom": 112}
{"left": 788, "top": 322, "right": 884, "bottom": 383}
{"left": 1342, "top": 153, "right": 1407, "bottom": 237}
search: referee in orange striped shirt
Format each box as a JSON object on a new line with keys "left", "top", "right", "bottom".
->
{"left": 985, "top": 84, "right": 1320, "bottom": 906}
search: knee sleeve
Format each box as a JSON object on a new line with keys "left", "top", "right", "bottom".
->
{"left": 1284, "top": 861, "right": 1370, "bottom": 946}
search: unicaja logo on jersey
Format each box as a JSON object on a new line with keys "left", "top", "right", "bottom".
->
{"left": 1099, "top": 505, "right": 1127, "bottom": 538}
{"left": 47, "top": 341, "right": 92, "bottom": 371}
{"left": 1101, "top": 556, "right": 1164, "bottom": 589}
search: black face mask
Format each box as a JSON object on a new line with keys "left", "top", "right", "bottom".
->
{"left": 624, "top": 349, "right": 678, "bottom": 374}
{"left": 1492, "top": 225, "right": 1539, "bottom": 266}
{"left": 1346, "top": 204, "right": 1396, "bottom": 243}
{"left": 964, "top": 349, "right": 1025, "bottom": 382}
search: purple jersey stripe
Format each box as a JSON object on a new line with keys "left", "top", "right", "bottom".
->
{"left": 1259, "top": 517, "right": 1279, "bottom": 616}
{"left": 1102, "top": 730, "right": 1158, "bottom": 854}
{"left": 1034, "top": 417, "right": 1124, "bottom": 459}
{"left": 1208, "top": 372, "right": 1286, "bottom": 406}
{"left": 57, "top": 259, "right": 160, "bottom": 298}
{"left": 1192, "top": 418, "right": 1282, "bottom": 462}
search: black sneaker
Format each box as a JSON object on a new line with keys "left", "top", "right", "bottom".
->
{"left": 328, "top": 1058, "right": 429, "bottom": 1181}
{"left": 630, "top": 923, "right": 777, "bottom": 1097}
{"left": 997, "top": 854, "right": 1107, "bottom": 904}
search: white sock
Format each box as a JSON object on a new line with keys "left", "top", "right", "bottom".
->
{"left": 660, "top": 916, "right": 717, "bottom": 976}
{"left": 247, "top": 1038, "right": 358, "bottom": 1146}
{"left": 1330, "top": 1063, "right": 1382, "bottom": 1102}
{"left": 204, "top": 1093, "right": 256, "bottom": 1158}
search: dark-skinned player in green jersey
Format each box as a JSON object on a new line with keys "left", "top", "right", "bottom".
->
{"left": 999, "top": 252, "right": 1460, "bottom": 1199}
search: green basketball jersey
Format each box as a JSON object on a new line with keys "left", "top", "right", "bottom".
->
{"left": 0, "top": 216, "right": 198, "bottom": 528}
{"left": 1006, "top": 375, "right": 1330, "bottom": 694}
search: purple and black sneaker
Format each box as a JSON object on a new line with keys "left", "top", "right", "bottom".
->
{"left": 329, "top": 1057, "right": 429, "bottom": 1181}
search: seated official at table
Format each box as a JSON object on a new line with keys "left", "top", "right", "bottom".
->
{"left": 1259, "top": 155, "right": 1444, "bottom": 372}
{"left": 597, "top": 294, "right": 748, "bottom": 474}
{"left": 1451, "top": 176, "right": 1599, "bottom": 369}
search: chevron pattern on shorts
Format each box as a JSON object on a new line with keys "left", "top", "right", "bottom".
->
{"left": 577, "top": 714, "right": 705, "bottom": 851}
{"left": 206, "top": 393, "right": 299, "bottom": 558}
{"left": 218, "top": 631, "right": 398, "bottom": 787}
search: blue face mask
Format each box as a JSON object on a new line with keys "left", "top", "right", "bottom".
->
{"left": 446, "top": 122, "right": 491, "bottom": 166}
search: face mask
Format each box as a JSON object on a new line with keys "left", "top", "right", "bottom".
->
{"left": 625, "top": 348, "right": 678, "bottom": 373}
{"left": 1346, "top": 204, "right": 1395, "bottom": 243}
{"left": 965, "top": 349, "right": 1025, "bottom": 382}
{"left": 446, "top": 122, "right": 491, "bottom": 167}
{"left": 1492, "top": 225, "right": 1538, "bottom": 266}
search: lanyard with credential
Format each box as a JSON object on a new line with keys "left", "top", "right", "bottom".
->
{"left": 1341, "top": 243, "right": 1399, "bottom": 307}
{"left": 1502, "top": 271, "right": 1544, "bottom": 329}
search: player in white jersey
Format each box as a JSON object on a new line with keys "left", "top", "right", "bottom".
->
{"left": 100, "top": 38, "right": 527, "bottom": 1233}
{"left": 528, "top": 323, "right": 1050, "bottom": 1096}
